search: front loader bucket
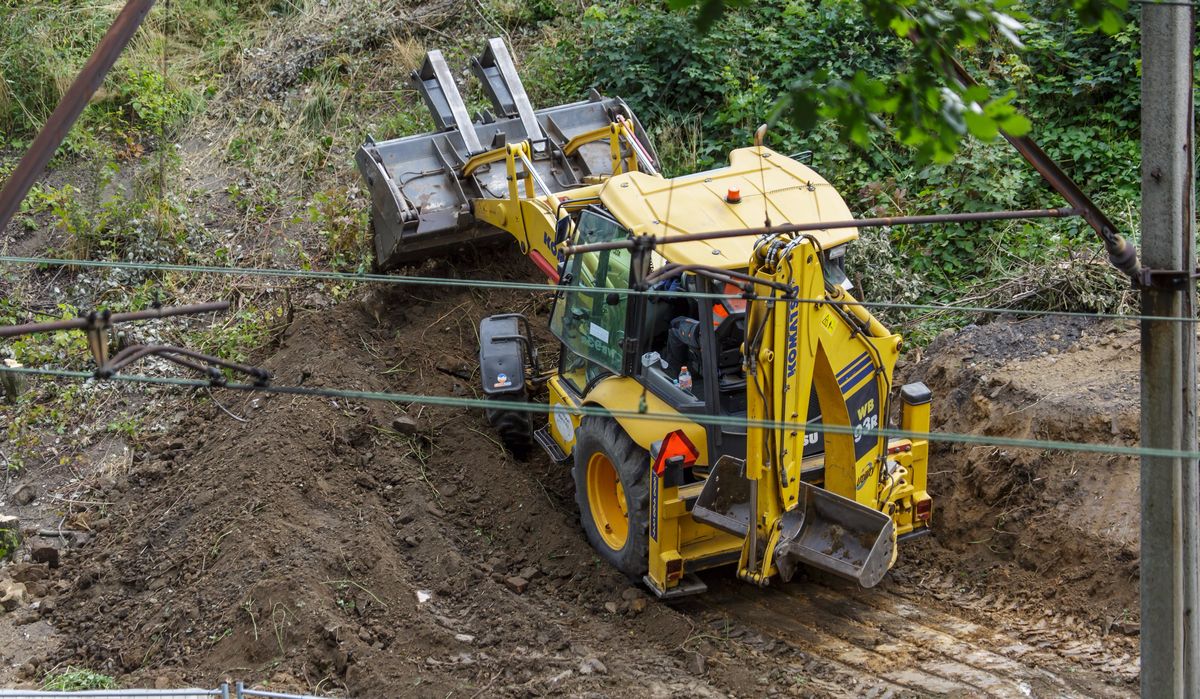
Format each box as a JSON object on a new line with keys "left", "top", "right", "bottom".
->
{"left": 774, "top": 483, "right": 895, "bottom": 588}
{"left": 356, "top": 38, "right": 656, "bottom": 271}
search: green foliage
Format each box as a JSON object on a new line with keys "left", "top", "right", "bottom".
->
{"left": 113, "top": 67, "right": 195, "bottom": 133}
{"left": 0, "top": 528, "right": 18, "bottom": 561}
{"left": 306, "top": 188, "right": 371, "bottom": 272}
{"left": 302, "top": 84, "right": 338, "bottom": 134}
{"left": 0, "top": 0, "right": 281, "bottom": 143}
{"left": 30, "top": 162, "right": 190, "bottom": 265}
{"left": 668, "top": 0, "right": 1130, "bottom": 161}
{"left": 533, "top": 0, "right": 1141, "bottom": 320}
{"left": 4, "top": 305, "right": 89, "bottom": 368}
{"left": 106, "top": 412, "right": 142, "bottom": 439}
{"left": 187, "top": 306, "right": 281, "bottom": 365}
{"left": 42, "top": 668, "right": 118, "bottom": 692}
{"left": 485, "top": 0, "right": 572, "bottom": 25}
{"left": 646, "top": 113, "right": 705, "bottom": 177}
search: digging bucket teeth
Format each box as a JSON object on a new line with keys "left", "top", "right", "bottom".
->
{"left": 694, "top": 457, "right": 895, "bottom": 588}
{"left": 356, "top": 38, "right": 657, "bottom": 272}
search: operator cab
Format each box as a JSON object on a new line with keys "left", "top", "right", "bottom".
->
{"left": 549, "top": 204, "right": 835, "bottom": 481}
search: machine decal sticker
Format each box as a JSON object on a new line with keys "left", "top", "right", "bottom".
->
{"left": 494, "top": 372, "right": 512, "bottom": 388}
{"left": 846, "top": 378, "right": 881, "bottom": 462}
{"left": 836, "top": 353, "right": 871, "bottom": 382}
{"left": 837, "top": 352, "right": 874, "bottom": 392}
{"left": 553, "top": 405, "right": 575, "bottom": 443}
{"left": 589, "top": 322, "right": 610, "bottom": 343}
{"left": 803, "top": 390, "right": 825, "bottom": 458}
{"left": 649, "top": 471, "right": 659, "bottom": 542}
{"left": 784, "top": 301, "right": 801, "bottom": 378}
{"left": 856, "top": 460, "right": 876, "bottom": 491}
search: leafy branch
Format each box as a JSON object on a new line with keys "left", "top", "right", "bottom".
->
{"left": 670, "top": 0, "right": 1130, "bottom": 161}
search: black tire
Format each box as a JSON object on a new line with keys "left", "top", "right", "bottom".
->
{"left": 485, "top": 392, "right": 533, "bottom": 457}
{"left": 572, "top": 415, "right": 650, "bottom": 578}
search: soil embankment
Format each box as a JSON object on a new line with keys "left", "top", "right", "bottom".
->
{"left": 0, "top": 253, "right": 1140, "bottom": 696}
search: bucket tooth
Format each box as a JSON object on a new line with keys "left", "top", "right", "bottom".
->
{"left": 471, "top": 38, "right": 543, "bottom": 144}
{"left": 412, "top": 50, "right": 483, "bottom": 154}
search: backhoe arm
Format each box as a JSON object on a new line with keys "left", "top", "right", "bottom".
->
{"left": 737, "top": 233, "right": 927, "bottom": 587}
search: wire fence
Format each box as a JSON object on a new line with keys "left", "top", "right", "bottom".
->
{"left": 0, "top": 248, "right": 1195, "bottom": 461}
{"left": 0, "top": 682, "right": 333, "bottom": 699}
{"left": 2, "top": 364, "right": 1196, "bottom": 460}
{"left": 1, "top": 253, "right": 1195, "bottom": 324}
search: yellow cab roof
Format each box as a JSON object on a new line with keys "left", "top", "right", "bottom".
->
{"left": 598, "top": 146, "right": 858, "bottom": 269}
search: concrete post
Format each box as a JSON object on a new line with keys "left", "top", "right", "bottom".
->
{"left": 1140, "top": 3, "right": 1198, "bottom": 697}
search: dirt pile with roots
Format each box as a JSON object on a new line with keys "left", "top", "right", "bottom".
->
{"left": 17, "top": 249, "right": 1145, "bottom": 696}
{"left": 38, "top": 251, "right": 739, "bottom": 697}
{"left": 902, "top": 314, "right": 1142, "bottom": 634}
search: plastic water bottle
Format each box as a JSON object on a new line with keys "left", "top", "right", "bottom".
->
{"left": 678, "top": 365, "right": 693, "bottom": 392}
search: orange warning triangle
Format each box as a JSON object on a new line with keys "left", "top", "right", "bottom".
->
{"left": 653, "top": 430, "right": 699, "bottom": 475}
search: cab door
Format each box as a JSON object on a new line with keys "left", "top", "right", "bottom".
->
{"left": 549, "top": 208, "right": 639, "bottom": 395}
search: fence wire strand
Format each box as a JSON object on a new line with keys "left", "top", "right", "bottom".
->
{"left": 3, "top": 365, "right": 1196, "bottom": 460}
{"left": 1, "top": 249, "right": 1195, "bottom": 460}
{"left": 1, "top": 253, "right": 1196, "bottom": 323}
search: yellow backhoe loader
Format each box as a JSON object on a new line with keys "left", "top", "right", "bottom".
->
{"left": 356, "top": 39, "right": 932, "bottom": 597}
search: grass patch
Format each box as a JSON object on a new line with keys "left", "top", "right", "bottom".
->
{"left": 43, "top": 667, "right": 118, "bottom": 691}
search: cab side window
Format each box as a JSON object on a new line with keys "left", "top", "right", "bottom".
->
{"left": 550, "top": 210, "right": 632, "bottom": 384}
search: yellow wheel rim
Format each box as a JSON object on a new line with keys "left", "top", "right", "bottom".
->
{"left": 587, "top": 451, "right": 628, "bottom": 550}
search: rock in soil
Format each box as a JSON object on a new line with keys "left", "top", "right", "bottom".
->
{"left": 578, "top": 657, "right": 608, "bottom": 675}
{"left": 1, "top": 580, "right": 28, "bottom": 611}
{"left": 11, "top": 485, "right": 36, "bottom": 506}
{"left": 0, "top": 514, "right": 18, "bottom": 531}
{"left": 392, "top": 415, "right": 420, "bottom": 434}
{"left": 11, "top": 609, "right": 39, "bottom": 626}
{"left": 30, "top": 544, "right": 60, "bottom": 568}
{"left": 10, "top": 563, "right": 47, "bottom": 583}
{"left": 504, "top": 576, "right": 528, "bottom": 594}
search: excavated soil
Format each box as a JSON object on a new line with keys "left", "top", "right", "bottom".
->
{"left": 903, "top": 316, "right": 1142, "bottom": 633}
{"left": 7, "top": 249, "right": 1147, "bottom": 696}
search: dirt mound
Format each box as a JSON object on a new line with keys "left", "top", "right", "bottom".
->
{"left": 41, "top": 249, "right": 742, "bottom": 696}
{"left": 901, "top": 315, "right": 1142, "bottom": 640}
{"left": 24, "top": 258, "right": 1144, "bottom": 695}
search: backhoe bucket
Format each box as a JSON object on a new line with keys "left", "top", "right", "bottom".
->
{"left": 694, "top": 457, "right": 895, "bottom": 588}
{"left": 356, "top": 37, "right": 656, "bottom": 271}
{"left": 774, "top": 483, "right": 895, "bottom": 587}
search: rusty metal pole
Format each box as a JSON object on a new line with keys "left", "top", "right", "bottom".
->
{"left": 0, "top": 0, "right": 156, "bottom": 235}
{"left": 1140, "top": 3, "right": 1198, "bottom": 697}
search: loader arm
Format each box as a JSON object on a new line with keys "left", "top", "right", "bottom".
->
{"left": 737, "top": 232, "right": 929, "bottom": 587}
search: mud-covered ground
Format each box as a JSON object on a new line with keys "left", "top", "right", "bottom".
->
{"left": 1, "top": 246, "right": 1146, "bottom": 697}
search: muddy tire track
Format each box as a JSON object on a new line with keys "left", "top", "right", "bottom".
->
{"left": 682, "top": 573, "right": 1135, "bottom": 698}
